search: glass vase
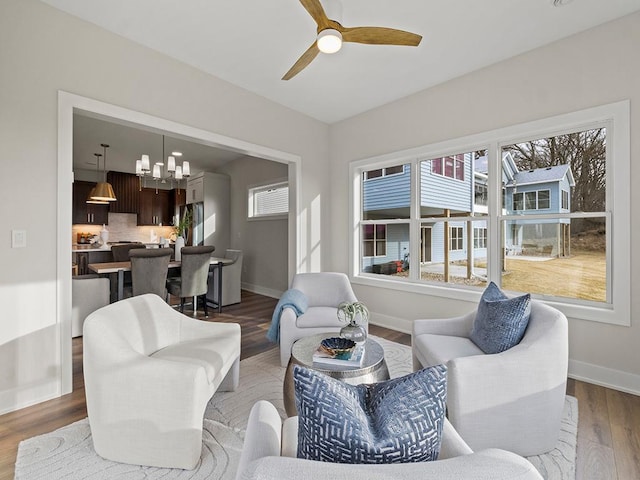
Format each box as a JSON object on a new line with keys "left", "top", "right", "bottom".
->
{"left": 340, "top": 321, "right": 367, "bottom": 344}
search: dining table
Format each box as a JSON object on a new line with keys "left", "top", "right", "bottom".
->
{"left": 88, "top": 256, "right": 234, "bottom": 312}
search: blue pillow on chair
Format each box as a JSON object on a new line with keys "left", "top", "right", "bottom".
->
{"left": 293, "top": 364, "right": 447, "bottom": 464}
{"left": 470, "top": 281, "right": 531, "bottom": 354}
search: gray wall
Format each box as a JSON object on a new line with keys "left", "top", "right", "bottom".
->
{"left": 217, "top": 156, "right": 289, "bottom": 297}
{"left": 0, "top": 0, "right": 329, "bottom": 413}
{"left": 330, "top": 12, "right": 640, "bottom": 390}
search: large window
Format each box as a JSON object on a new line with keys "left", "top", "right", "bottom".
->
{"left": 351, "top": 101, "right": 630, "bottom": 326}
{"left": 513, "top": 190, "right": 550, "bottom": 210}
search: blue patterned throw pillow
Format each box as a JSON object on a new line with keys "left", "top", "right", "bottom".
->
{"left": 470, "top": 281, "right": 531, "bottom": 354}
{"left": 293, "top": 364, "right": 447, "bottom": 464}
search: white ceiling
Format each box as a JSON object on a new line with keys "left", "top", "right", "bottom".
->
{"left": 73, "top": 113, "right": 247, "bottom": 176}
{"left": 41, "top": 0, "right": 640, "bottom": 124}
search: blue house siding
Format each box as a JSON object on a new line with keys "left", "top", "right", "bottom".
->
{"left": 420, "top": 155, "right": 473, "bottom": 213}
{"left": 361, "top": 157, "right": 573, "bottom": 271}
{"left": 363, "top": 169, "right": 410, "bottom": 213}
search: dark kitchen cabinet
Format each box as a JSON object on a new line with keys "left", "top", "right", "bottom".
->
{"left": 173, "top": 188, "right": 186, "bottom": 208}
{"left": 107, "top": 171, "right": 140, "bottom": 214}
{"left": 72, "top": 181, "right": 109, "bottom": 225}
{"left": 138, "top": 188, "right": 174, "bottom": 226}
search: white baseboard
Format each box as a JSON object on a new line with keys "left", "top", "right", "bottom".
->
{"left": 368, "top": 311, "right": 413, "bottom": 335}
{"left": 568, "top": 359, "right": 640, "bottom": 396}
{"left": 0, "top": 381, "right": 60, "bottom": 416}
{"left": 370, "top": 311, "right": 640, "bottom": 396}
{"left": 241, "top": 282, "right": 282, "bottom": 300}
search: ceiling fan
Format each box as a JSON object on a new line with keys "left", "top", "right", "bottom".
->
{"left": 283, "top": 0, "right": 422, "bottom": 80}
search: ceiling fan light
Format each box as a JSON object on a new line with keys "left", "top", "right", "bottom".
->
{"left": 317, "top": 29, "right": 342, "bottom": 54}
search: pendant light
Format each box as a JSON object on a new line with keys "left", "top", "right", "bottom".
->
{"left": 86, "top": 153, "right": 109, "bottom": 204}
{"left": 90, "top": 143, "right": 117, "bottom": 202}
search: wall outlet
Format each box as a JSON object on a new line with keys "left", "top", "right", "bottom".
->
{"left": 12, "top": 230, "right": 27, "bottom": 248}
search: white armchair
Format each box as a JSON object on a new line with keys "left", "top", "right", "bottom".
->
{"left": 412, "top": 300, "right": 568, "bottom": 456}
{"left": 83, "top": 294, "right": 241, "bottom": 470}
{"left": 236, "top": 400, "right": 543, "bottom": 480}
{"left": 278, "top": 272, "right": 364, "bottom": 367}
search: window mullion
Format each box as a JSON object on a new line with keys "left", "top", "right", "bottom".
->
{"left": 488, "top": 142, "right": 501, "bottom": 285}
{"left": 410, "top": 158, "right": 421, "bottom": 281}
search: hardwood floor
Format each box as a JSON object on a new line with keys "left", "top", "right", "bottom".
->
{"left": 1, "top": 290, "right": 638, "bottom": 479}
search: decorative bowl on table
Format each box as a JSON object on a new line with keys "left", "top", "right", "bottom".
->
{"left": 320, "top": 337, "right": 356, "bottom": 358}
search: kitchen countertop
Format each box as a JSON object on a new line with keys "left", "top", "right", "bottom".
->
{"left": 73, "top": 242, "right": 173, "bottom": 253}
{"left": 73, "top": 244, "right": 110, "bottom": 252}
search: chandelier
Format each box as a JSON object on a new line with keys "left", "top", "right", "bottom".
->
{"left": 135, "top": 135, "right": 190, "bottom": 192}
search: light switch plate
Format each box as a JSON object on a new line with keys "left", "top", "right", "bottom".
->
{"left": 12, "top": 230, "right": 27, "bottom": 248}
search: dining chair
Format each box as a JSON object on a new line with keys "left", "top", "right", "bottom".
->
{"left": 207, "top": 249, "right": 243, "bottom": 307}
{"left": 129, "top": 248, "right": 172, "bottom": 298}
{"left": 167, "top": 245, "right": 215, "bottom": 316}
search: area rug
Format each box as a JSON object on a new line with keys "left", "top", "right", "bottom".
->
{"left": 15, "top": 337, "right": 577, "bottom": 480}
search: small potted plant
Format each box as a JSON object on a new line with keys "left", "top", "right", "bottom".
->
{"left": 172, "top": 208, "right": 192, "bottom": 261}
{"left": 337, "top": 301, "right": 369, "bottom": 343}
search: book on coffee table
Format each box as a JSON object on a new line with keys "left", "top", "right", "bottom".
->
{"left": 312, "top": 344, "right": 365, "bottom": 368}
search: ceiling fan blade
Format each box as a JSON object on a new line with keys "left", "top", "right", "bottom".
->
{"left": 342, "top": 27, "right": 422, "bottom": 46}
{"left": 299, "top": 0, "right": 331, "bottom": 29}
{"left": 282, "top": 42, "right": 320, "bottom": 80}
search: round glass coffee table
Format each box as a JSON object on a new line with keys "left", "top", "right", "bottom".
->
{"left": 283, "top": 333, "right": 389, "bottom": 417}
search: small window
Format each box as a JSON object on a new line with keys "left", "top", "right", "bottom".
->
{"left": 513, "top": 192, "right": 524, "bottom": 210}
{"left": 248, "top": 181, "right": 288, "bottom": 218}
{"left": 562, "top": 190, "right": 569, "bottom": 210}
{"left": 474, "top": 183, "right": 488, "bottom": 206}
{"left": 450, "top": 226, "right": 464, "bottom": 251}
{"left": 432, "top": 155, "right": 465, "bottom": 181}
{"left": 364, "top": 165, "right": 404, "bottom": 180}
{"left": 363, "top": 224, "right": 387, "bottom": 257}
{"left": 474, "top": 227, "right": 487, "bottom": 248}
{"left": 538, "top": 190, "right": 550, "bottom": 209}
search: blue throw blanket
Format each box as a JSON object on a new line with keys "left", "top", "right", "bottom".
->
{"left": 266, "top": 288, "right": 308, "bottom": 343}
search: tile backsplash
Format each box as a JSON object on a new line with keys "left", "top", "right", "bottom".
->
{"left": 72, "top": 213, "right": 175, "bottom": 244}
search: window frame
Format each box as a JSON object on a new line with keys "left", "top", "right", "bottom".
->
{"left": 349, "top": 101, "right": 630, "bottom": 327}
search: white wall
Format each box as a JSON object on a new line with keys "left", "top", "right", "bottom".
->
{"left": 0, "top": 0, "right": 329, "bottom": 413}
{"left": 217, "top": 157, "right": 289, "bottom": 298}
{"left": 329, "top": 12, "right": 640, "bottom": 393}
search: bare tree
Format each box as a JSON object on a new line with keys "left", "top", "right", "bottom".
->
{"left": 504, "top": 128, "right": 606, "bottom": 232}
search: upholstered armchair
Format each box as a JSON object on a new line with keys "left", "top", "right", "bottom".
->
{"left": 278, "top": 272, "right": 364, "bottom": 367}
{"left": 207, "top": 249, "right": 243, "bottom": 307}
{"left": 83, "top": 294, "right": 241, "bottom": 469}
{"left": 235, "top": 400, "right": 543, "bottom": 480}
{"left": 412, "top": 300, "right": 568, "bottom": 456}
